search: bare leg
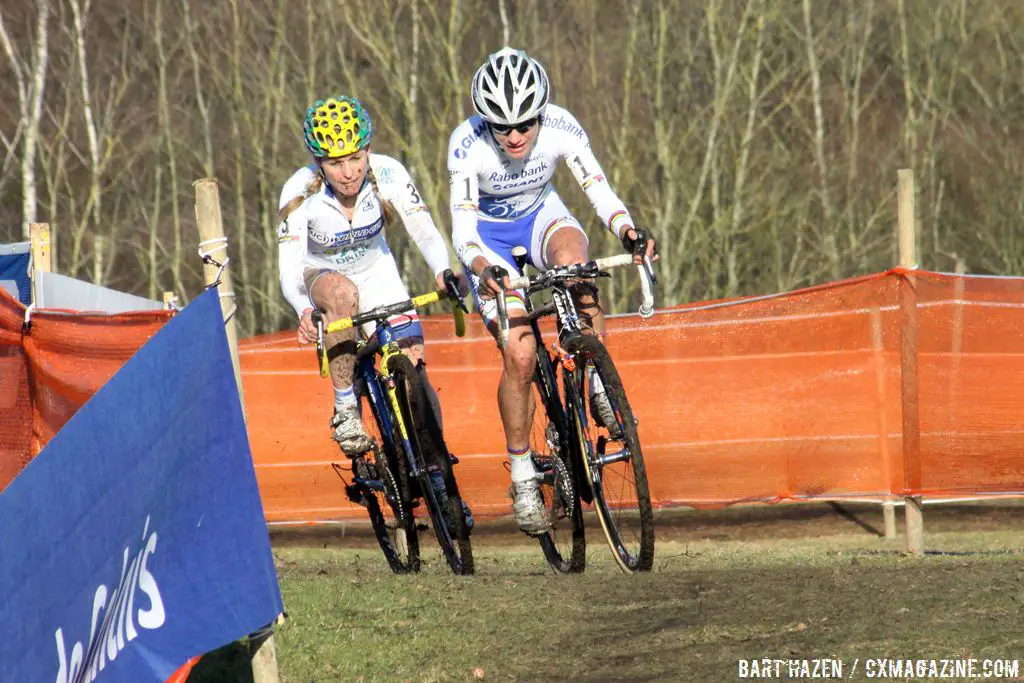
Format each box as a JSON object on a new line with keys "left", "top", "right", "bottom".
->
{"left": 489, "top": 306, "right": 549, "bottom": 533}
{"left": 308, "top": 271, "right": 360, "bottom": 389}
{"left": 486, "top": 309, "right": 538, "bottom": 453}
{"left": 399, "top": 340, "right": 425, "bottom": 365}
{"left": 307, "top": 270, "right": 374, "bottom": 453}
{"left": 545, "top": 227, "right": 604, "bottom": 337}
{"left": 544, "top": 226, "right": 619, "bottom": 432}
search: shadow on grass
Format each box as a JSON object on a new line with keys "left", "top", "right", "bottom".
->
{"left": 186, "top": 641, "right": 253, "bottom": 683}
{"left": 827, "top": 501, "right": 884, "bottom": 536}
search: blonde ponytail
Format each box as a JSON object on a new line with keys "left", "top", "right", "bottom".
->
{"left": 366, "top": 166, "right": 399, "bottom": 228}
{"left": 277, "top": 173, "right": 324, "bottom": 224}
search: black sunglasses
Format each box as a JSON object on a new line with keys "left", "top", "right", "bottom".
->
{"left": 490, "top": 118, "right": 539, "bottom": 135}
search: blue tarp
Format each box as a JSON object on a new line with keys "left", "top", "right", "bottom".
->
{"left": 0, "top": 242, "right": 31, "bottom": 305}
{"left": 0, "top": 288, "right": 283, "bottom": 682}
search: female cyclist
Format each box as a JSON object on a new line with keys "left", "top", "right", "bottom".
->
{"left": 278, "top": 95, "right": 457, "bottom": 455}
{"left": 446, "top": 48, "right": 658, "bottom": 534}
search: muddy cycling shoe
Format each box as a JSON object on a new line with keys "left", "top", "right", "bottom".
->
{"left": 589, "top": 391, "right": 623, "bottom": 438}
{"left": 330, "top": 407, "right": 375, "bottom": 455}
{"left": 510, "top": 478, "right": 551, "bottom": 535}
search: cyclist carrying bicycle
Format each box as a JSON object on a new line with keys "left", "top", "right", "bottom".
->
{"left": 278, "top": 95, "right": 458, "bottom": 456}
{"left": 447, "top": 47, "right": 659, "bottom": 535}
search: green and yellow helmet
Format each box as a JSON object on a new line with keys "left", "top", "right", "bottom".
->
{"left": 302, "top": 96, "right": 373, "bottom": 158}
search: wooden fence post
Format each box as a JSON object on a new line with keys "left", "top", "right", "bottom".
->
{"left": 193, "top": 178, "right": 281, "bottom": 683}
{"left": 194, "top": 179, "right": 244, "bottom": 400}
{"left": 29, "top": 223, "right": 52, "bottom": 304}
{"left": 897, "top": 169, "right": 924, "bottom": 556}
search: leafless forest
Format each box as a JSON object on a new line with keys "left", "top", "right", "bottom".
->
{"left": 1, "top": 0, "right": 1021, "bottom": 336}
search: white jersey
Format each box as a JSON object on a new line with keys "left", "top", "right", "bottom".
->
{"left": 447, "top": 104, "right": 634, "bottom": 267}
{"left": 277, "top": 153, "right": 450, "bottom": 316}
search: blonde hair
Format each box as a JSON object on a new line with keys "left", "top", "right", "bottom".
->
{"left": 277, "top": 160, "right": 398, "bottom": 231}
{"left": 278, "top": 173, "right": 323, "bottom": 224}
{"left": 366, "top": 165, "right": 399, "bottom": 228}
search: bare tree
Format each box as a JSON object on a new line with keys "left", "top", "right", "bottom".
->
{"left": 0, "top": 0, "right": 50, "bottom": 239}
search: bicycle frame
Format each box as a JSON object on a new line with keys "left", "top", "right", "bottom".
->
{"left": 315, "top": 284, "right": 467, "bottom": 497}
{"left": 357, "top": 320, "right": 423, "bottom": 479}
{"left": 533, "top": 295, "right": 594, "bottom": 506}
{"left": 508, "top": 255, "right": 596, "bottom": 508}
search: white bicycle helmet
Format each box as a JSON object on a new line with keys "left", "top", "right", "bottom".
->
{"left": 471, "top": 47, "right": 550, "bottom": 125}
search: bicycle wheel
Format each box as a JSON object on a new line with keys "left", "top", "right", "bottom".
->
{"left": 358, "top": 388, "right": 420, "bottom": 573}
{"left": 389, "top": 355, "right": 474, "bottom": 575}
{"left": 532, "top": 353, "right": 586, "bottom": 573}
{"left": 564, "top": 334, "right": 654, "bottom": 573}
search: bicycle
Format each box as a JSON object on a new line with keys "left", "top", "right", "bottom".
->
{"left": 494, "top": 234, "right": 657, "bottom": 573}
{"left": 312, "top": 271, "right": 474, "bottom": 575}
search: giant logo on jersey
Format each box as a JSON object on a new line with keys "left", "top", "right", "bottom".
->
{"left": 452, "top": 121, "right": 490, "bottom": 159}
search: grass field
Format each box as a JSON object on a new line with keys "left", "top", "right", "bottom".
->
{"left": 190, "top": 502, "right": 1024, "bottom": 682}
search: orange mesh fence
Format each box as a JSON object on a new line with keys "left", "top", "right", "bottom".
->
{"left": 914, "top": 271, "right": 1024, "bottom": 495}
{"left": 5, "top": 270, "right": 1021, "bottom": 518}
{"left": 21, "top": 308, "right": 172, "bottom": 454}
{"left": 240, "top": 269, "right": 1024, "bottom": 525}
{"left": 0, "top": 288, "right": 31, "bottom": 490}
{"left": 0, "top": 289, "right": 173, "bottom": 491}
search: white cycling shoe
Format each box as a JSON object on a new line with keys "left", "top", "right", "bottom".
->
{"left": 511, "top": 478, "right": 551, "bottom": 535}
{"left": 331, "top": 408, "right": 375, "bottom": 455}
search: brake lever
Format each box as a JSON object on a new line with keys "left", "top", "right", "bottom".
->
{"left": 642, "top": 254, "right": 657, "bottom": 286}
{"left": 311, "top": 310, "right": 329, "bottom": 378}
{"left": 632, "top": 229, "right": 658, "bottom": 286}
{"left": 443, "top": 270, "right": 469, "bottom": 313}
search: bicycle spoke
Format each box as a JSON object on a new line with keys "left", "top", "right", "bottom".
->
{"left": 567, "top": 334, "right": 655, "bottom": 573}
{"left": 532, "top": 367, "right": 586, "bottom": 573}
{"left": 357, "top": 391, "right": 420, "bottom": 574}
{"left": 391, "top": 356, "right": 475, "bottom": 576}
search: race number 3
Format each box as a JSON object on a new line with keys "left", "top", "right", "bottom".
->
{"left": 407, "top": 183, "right": 422, "bottom": 204}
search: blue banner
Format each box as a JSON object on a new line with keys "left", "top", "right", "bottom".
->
{"left": 0, "top": 245, "right": 31, "bottom": 305}
{"left": 0, "top": 288, "right": 284, "bottom": 682}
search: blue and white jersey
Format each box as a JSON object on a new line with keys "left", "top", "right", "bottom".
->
{"left": 277, "top": 153, "right": 450, "bottom": 316}
{"left": 447, "top": 104, "right": 634, "bottom": 268}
